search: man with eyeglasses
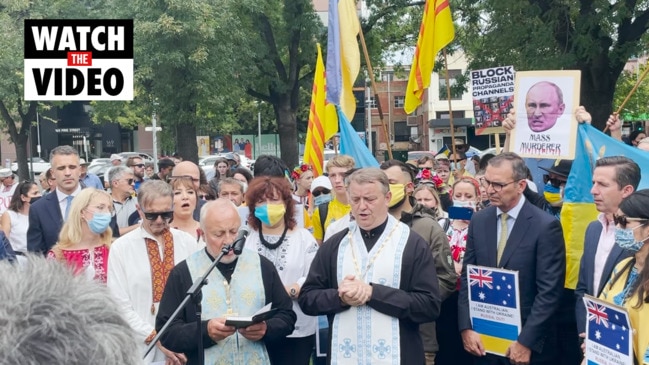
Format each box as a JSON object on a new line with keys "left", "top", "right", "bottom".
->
{"left": 575, "top": 156, "right": 639, "bottom": 339}
{"left": 459, "top": 152, "right": 566, "bottom": 365}
{"left": 107, "top": 180, "right": 201, "bottom": 365}
{"left": 109, "top": 166, "right": 139, "bottom": 236}
{"left": 127, "top": 156, "right": 146, "bottom": 192}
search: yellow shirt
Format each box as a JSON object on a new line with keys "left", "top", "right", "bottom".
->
{"left": 600, "top": 257, "right": 649, "bottom": 364}
{"left": 312, "top": 197, "right": 351, "bottom": 241}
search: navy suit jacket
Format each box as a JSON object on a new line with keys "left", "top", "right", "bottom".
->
{"left": 27, "top": 192, "right": 63, "bottom": 255}
{"left": 574, "top": 220, "right": 631, "bottom": 333}
{"left": 458, "top": 199, "right": 566, "bottom": 356}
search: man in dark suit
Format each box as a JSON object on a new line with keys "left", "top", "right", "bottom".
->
{"left": 574, "top": 156, "right": 639, "bottom": 334}
{"left": 459, "top": 152, "right": 566, "bottom": 365}
{"left": 27, "top": 146, "right": 82, "bottom": 255}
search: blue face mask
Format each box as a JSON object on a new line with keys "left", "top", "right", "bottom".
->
{"left": 314, "top": 193, "right": 332, "bottom": 207}
{"left": 88, "top": 212, "right": 112, "bottom": 234}
{"left": 615, "top": 224, "right": 647, "bottom": 252}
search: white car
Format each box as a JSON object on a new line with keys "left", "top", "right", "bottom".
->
{"left": 11, "top": 157, "right": 50, "bottom": 175}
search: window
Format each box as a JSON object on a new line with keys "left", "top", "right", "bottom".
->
{"left": 436, "top": 111, "right": 465, "bottom": 119}
{"left": 394, "top": 121, "right": 410, "bottom": 142}
{"left": 367, "top": 96, "right": 377, "bottom": 108}
{"left": 394, "top": 95, "right": 405, "bottom": 109}
{"left": 438, "top": 69, "right": 463, "bottom": 100}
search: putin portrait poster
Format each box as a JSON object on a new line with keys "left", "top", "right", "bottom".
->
{"left": 509, "top": 70, "right": 580, "bottom": 160}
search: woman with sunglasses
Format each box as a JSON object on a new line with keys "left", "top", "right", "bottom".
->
{"left": 47, "top": 188, "right": 114, "bottom": 283}
{"left": 592, "top": 190, "right": 649, "bottom": 365}
{"left": 170, "top": 177, "right": 202, "bottom": 243}
{"left": 244, "top": 176, "right": 319, "bottom": 364}
{"left": 1, "top": 181, "right": 41, "bottom": 256}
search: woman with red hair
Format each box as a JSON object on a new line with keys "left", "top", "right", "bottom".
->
{"left": 245, "top": 176, "right": 319, "bottom": 364}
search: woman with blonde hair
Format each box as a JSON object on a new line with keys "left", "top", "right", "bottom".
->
{"left": 48, "top": 188, "right": 114, "bottom": 283}
{"left": 170, "top": 177, "right": 203, "bottom": 243}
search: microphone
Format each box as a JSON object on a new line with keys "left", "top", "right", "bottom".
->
{"left": 232, "top": 226, "right": 249, "bottom": 255}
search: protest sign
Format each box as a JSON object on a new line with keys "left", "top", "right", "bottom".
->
{"left": 510, "top": 70, "right": 580, "bottom": 159}
{"left": 467, "top": 265, "right": 521, "bottom": 356}
{"left": 470, "top": 66, "right": 515, "bottom": 135}
{"left": 583, "top": 295, "right": 633, "bottom": 365}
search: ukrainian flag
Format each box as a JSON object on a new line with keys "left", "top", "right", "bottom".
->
{"left": 562, "top": 124, "right": 649, "bottom": 289}
{"left": 436, "top": 145, "right": 450, "bottom": 157}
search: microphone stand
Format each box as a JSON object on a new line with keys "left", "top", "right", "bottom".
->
{"left": 144, "top": 244, "right": 233, "bottom": 365}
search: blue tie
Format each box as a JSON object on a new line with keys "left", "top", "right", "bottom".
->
{"left": 64, "top": 195, "right": 74, "bottom": 219}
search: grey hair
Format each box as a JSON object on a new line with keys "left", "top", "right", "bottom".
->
{"left": 595, "top": 156, "right": 641, "bottom": 190}
{"left": 137, "top": 180, "right": 173, "bottom": 209}
{"left": 108, "top": 165, "right": 132, "bottom": 183}
{"left": 200, "top": 198, "right": 239, "bottom": 232}
{"left": 49, "top": 145, "right": 79, "bottom": 162}
{"left": 345, "top": 168, "right": 390, "bottom": 195}
{"left": 0, "top": 256, "right": 139, "bottom": 365}
{"left": 218, "top": 177, "right": 244, "bottom": 195}
{"left": 487, "top": 152, "right": 528, "bottom": 181}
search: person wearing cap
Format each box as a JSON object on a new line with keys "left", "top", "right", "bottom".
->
{"left": 0, "top": 168, "right": 18, "bottom": 215}
{"left": 103, "top": 154, "right": 123, "bottom": 187}
{"left": 149, "top": 158, "right": 175, "bottom": 182}
{"left": 225, "top": 152, "right": 241, "bottom": 171}
{"left": 310, "top": 176, "right": 332, "bottom": 210}
{"left": 79, "top": 158, "right": 104, "bottom": 190}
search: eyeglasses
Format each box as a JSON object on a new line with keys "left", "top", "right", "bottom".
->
{"left": 169, "top": 175, "right": 200, "bottom": 184}
{"left": 613, "top": 214, "right": 648, "bottom": 228}
{"left": 479, "top": 177, "right": 519, "bottom": 192}
{"left": 142, "top": 210, "right": 174, "bottom": 221}
{"left": 312, "top": 189, "right": 331, "bottom": 197}
{"left": 124, "top": 178, "right": 135, "bottom": 185}
{"left": 129, "top": 164, "right": 145, "bottom": 168}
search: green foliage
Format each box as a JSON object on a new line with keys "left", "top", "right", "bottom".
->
{"left": 613, "top": 62, "right": 649, "bottom": 120}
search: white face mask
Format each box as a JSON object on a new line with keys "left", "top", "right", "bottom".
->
{"left": 453, "top": 199, "right": 476, "bottom": 209}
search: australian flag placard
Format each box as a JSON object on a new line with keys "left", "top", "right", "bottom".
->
{"left": 467, "top": 265, "right": 522, "bottom": 356}
{"left": 583, "top": 295, "right": 633, "bottom": 365}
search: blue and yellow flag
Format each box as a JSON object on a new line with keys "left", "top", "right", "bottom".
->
{"left": 436, "top": 144, "right": 450, "bottom": 157}
{"left": 338, "top": 106, "right": 379, "bottom": 168}
{"left": 561, "top": 124, "right": 649, "bottom": 288}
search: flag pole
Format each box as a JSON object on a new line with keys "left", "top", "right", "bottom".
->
{"left": 443, "top": 49, "right": 458, "bottom": 160}
{"left": 604, "top": 63, "right": 649, "bottom": 133}
{"left": 358, "top": 25, "right": 393, "bottom": 160}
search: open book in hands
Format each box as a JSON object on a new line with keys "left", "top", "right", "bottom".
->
{"left": 224, "top": 303, "right": 279, "bottom": 328}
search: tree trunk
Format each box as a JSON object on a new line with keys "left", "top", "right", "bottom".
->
{"left": 275, "top": 98, "right": 299, "bottom": 168}
{"left": 175, "top": 122, "right": 199, "bottom": 164}
{"left": 579, "top": 60, "right": 621, "bottom": 131}
{"left": 14, "top": 133, "right": 30, "bottom": 181}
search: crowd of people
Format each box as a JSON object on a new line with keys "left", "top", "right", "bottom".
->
{"left": 0, "top": 106, "right": 647, "bottom": 365}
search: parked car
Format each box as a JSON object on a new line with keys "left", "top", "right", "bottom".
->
{"left": 88, "top": 163, "right": 112, "bottom": 183}
{"left": 11, "top": 157, "right": 50, "bottom": 175}
{"left": 88, "top": 158, "right": 111, "bottom": 167}
{"left": 118, "top": 152, "right": 153, "bottom": 163}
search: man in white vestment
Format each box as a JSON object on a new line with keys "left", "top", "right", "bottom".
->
{"left": 107, "top": 180, "right": 200, "bottom": 364}
{"left": 299, "top": 168, "right": 441, "bottom": 365}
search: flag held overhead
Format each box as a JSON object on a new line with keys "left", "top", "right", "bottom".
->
{"left": 404, "top": 0, "right": 455, "bottom": 114}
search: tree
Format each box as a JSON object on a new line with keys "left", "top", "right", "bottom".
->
{"left": 454, "top": 0, "right": 649, "bottom": 129}
{"left": 0, "top": 0, "right": 95, "bottom": 180}
{"left": 613, "top": 62, "right": 649, "bottom": 120}
{"left": 233, "top": 0, "right": 322, "bottom": 167}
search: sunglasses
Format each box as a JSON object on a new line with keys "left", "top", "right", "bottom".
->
{"left": 420, "top": 167, "right": 432, "bottom": 171}
{"left": 312, "top": 189, "right": 331, "bottom": 197}
{"left": 198, "top": 194, "right": 209, "bottom": 200}
{"left": 613, "top": 214, "right": 648, "bottom": 228}
{"left": 142, "top": 210, "right": 174, "bottom": 221}
{"left": 129, "top": 163, "right": 145, "bottom": 168}
{"left": 543, "top": 174, "right": 565, "bottom": 188}
{"left": 124, "top": 178, "right": 135, "bottom": 185}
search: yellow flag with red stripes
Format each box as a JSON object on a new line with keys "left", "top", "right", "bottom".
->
{"left": 304, "top": 44, "right": 337, "bottom": 176}
{"left": 404, "top": 0, "right": 455, "bottom": 114}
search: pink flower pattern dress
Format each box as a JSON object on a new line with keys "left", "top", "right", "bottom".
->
{"left": 47, "top": 245, "right": 109, "bottom": 283}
